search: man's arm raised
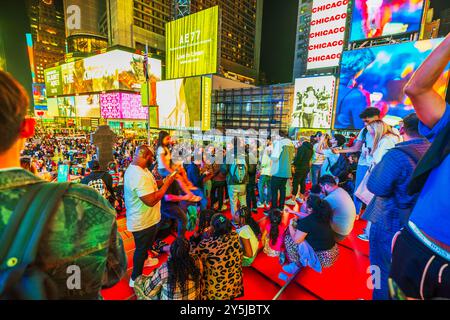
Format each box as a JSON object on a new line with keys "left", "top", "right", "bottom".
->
{"left": 404, "top": 34, "right": 450, "bottom": 129}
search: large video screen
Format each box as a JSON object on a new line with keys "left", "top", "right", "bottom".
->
{"left": 307, "top": 0, "right": 349, "bottom": 70}
{"left": 349, "top": 0, "right": 425, "bottom": 42}
{"left": 45, "top": 49, "right": 162, "bottom": 96}
{"left": 99, "top": 92, "right": 148, "bottom": 120}
{"left": 57, "top": 96, "right": 76, "bottom": 118}
{"left": 335, "top": 38, "right": 450, "bottom": 130}
{"left": 166, "top": 6, "right": 219, "bottom": 79}
{"left": 291, "top": 76, "right": 336, "bottom": 129}
{"left": 75, "top": 94, "right": 101, "bottom": 118}
{"left": 157, "top": 77, "right": 203, "bottom": 130}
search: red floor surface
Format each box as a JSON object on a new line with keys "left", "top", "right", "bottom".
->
{"left": 103, "top": 206, "right": 373, "bottom": 300}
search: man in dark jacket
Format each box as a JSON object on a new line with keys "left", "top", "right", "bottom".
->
{"left": 291, "top": 139, "right": 313, "bottom": 201}
{"left": 363, "top": 113, "right": 430, "bottom": 300}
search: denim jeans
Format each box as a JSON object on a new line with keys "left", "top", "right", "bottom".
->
{"left": 271, "top": 176, "right": 288, "bottom": 210}
{"left": 131, "top": 224, "right": 159, "bottom": 280}
{"left": 369, "top": 222, "right": 395, "bottom": 300}
{"left": 354, "top": 165, "right": 369, "bottom": 214}
{"left": 228, "top": 184, "right": 247, "bottom": 217}
{"left": 161, "top": 204, "right": 187, "bottom": 237}
{"left": 258, "top": 175, "right": 271, "bottom": 204}
{"left": 310, "top": 164, "right": 322, "bottom": 186}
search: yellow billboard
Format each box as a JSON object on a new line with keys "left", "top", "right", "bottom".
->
{"left": 166, "top": 6, "right": 219, "bottom": 79}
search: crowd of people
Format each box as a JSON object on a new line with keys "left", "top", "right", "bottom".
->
{"left": 0, "top": 34, "right": 448, "bottom": 301}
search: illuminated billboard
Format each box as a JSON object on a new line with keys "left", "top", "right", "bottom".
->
{"left": 157, "top": 77, "right": 209, "bottom": 130}
{"left": 57, "top": 96, "right": 76, "bottom": 118}
{"left": 75, "top": 94, "right": 101, "bottom": 118}
{"left": 307, "top": 0, "right": 349, "bottom": 70}
{"left": 335, "top": 38, "right": 449, "bottom": 130}
{"left": 349, "top": 0, "right": 425, "bottom": 42}
{"left": 100, "top": 92, "right": 148, "bottom": 120}
{"left": 291, "top": 76, "right": 336, "bottom": 129}
{"left": 166, "top": 6, "right": 219, "bottom": 79}
{"left": 45, "top": 49, "right": 162, "bottom": 96}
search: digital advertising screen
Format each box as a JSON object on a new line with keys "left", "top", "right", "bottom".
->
{"left": 291, "top": 76, "right": 336, "bottom": 129}
{"left": 33, "top": 83, "right": 47, "bottom": 108}
{"left": 307, "top": 0, "right": 349, "bottom": 70}
{"left": 349, "top": 0, "right": 425, "bottom": 42}
{"left": 57, "top": 96, "right": 76, "bottom": 118}
{"left": 166, "top": 6, "right": 219, "bottom": 79}
{"left": 335, "top": 38, "right": 450, "bottom": 130}
{"left": 75, "top": 94, "right": 101, "bottom": 118}
{"left": 100, "top": 92, "right": 148, "bottom": 120}
{"left": 45, "top": 50, "right": 162, "bottom": 96}
{"left": 157, "top": 77, "right": 203, "bottom": 130}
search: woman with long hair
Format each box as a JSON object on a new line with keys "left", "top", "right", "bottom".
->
{"left": 282, "top": 195, "right": 339, "bottom": 276}
{"left": 262, "top": 209, "right": 287, "bottom": 258}
{"left": 156, "top": 130, "right": 201, "bottom": 202}
{"left": 236, "top": 206, "right": 261, "bottom": 267}
{"left": 191, "top": 214, "right": 244, "bottom": 300}
{"left": 134, "top": 237, "right": 202, "bottom": 300}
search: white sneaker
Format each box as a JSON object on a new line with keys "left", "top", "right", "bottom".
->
{"left": 357, "top": 233, "right": 369, "bottom": 242}
{"left": 257, "top": 202, "right": 265, "bottom": 208}
{"left": 144, "top": 257, "right": 159, "bottom": 267}
{"left": 285, "top": 199, "right": 296, "bottom": 206}
{"left": 129, "top": 278, "right": 135, "bottom": 288}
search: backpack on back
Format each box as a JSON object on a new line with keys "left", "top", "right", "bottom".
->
{"left": 229, "top": 159, "right": 247, "bottom": 184}
{"left": 88, "top": 173, "right": 108, "bottom": 198}
{"left": 330, "top": 154, "right": 350, "bottom": 179}
{"left": 0, "top": 182, "right": 70, "bottom": 300}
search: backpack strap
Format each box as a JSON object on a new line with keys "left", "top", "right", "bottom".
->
{"left": 0, "top": 182, "right": 70, "bottom": 294}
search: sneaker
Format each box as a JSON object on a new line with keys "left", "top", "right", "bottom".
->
{"left": 282, "top": 262, "right": 300, "bottom": 274}
{"left": 129, "top": 278, "right": 135, "bottom": 288}
{"left": 285, "top": 199, "right": 296, "bottom": 206}
{"left": 144, "top": 257, "right": 159, "bottom": 267}
{"left": 257, "top": 202, "right": 265, "bottom": 208}
{"left": 251, "top": 208, "right": 258, "bottom": 214}
{"left": 152, "top": 240, "right": 169, "bottom": 253}
{"left": 220, "top": 205, "right": 228, "bottom": 212}
{"left": 357, "top": 233, "right": 369, "bottom": 242}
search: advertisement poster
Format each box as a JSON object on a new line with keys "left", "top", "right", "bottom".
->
{"left": 75, "top": 94, "right": 101, "bottom": 118}
{"left": 291, "top": 76, "right": 336, "bottom": 129}
{"left": 166, "top": 6, "right": 219, "bottom": 79}
{"left": 100, "top": 92, "right": 148, "bottom": 120}
{"left": 307, "top": 0, "right": 349, "bottom": 70}
{"left": 157, "top": 77, "right": 202, "bottom": 130}
{"left": 335, "top": 38, "right": 449, "bottom": 129}
{"left": 45, "top": 50, "right": 162, "bottom": 96}
{"left": 57, "top": 96, "right": 76, "bottom": 118}
{"left": 350, "top": 0, "right": 425, "bottom": 42}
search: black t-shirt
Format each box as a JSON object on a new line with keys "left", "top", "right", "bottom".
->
{"left": 296, "top": 213, "right": 335, "bottom": 252}
{"left": 161, "top": 181, "right": 182, "bottom": 209}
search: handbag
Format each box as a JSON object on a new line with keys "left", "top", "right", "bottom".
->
{"left": 354, "top": 166, "right": 374, "bottom": 205}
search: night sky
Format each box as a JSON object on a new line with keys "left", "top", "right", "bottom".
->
{"left": 260, "top": 0, "right": 299, "bottom": 85}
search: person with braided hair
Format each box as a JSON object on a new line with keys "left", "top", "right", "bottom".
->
{"left": 134, "top": 237, "right": 202, "bottom": 300}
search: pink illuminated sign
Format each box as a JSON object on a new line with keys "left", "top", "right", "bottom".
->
{"left": 100, "top": 92, "right": 148, "bottom": 120}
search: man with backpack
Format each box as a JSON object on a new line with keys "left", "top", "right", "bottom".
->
{"left": 334, "top": 107, "right": 381, "bottom": 215}
{"left": 362, "top": 113, "right": 430, "bottom": 300}
{"left": 225, "top": 137, "right": 249, "bottom": 222}
{"left": 81, "top": 160, "right": 116, "bottom": 204}
{"left": 0, "top": 70, "right": 127, "bottom": 299}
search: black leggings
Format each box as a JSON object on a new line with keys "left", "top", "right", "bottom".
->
{"left": 211, "top": 180, "right": 226, "bottom": 209}
{"left": 292, "top": 169, "right": 309, "bottom": 196}
{"left": 131, "top": 224, "right": 159, "bottom": 280}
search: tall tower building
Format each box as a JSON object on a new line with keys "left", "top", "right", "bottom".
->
{"left": 27, "top": 0, "right": 66, "bottom": 83}
{"left": 190, "top": 0, "right": 263, "bottom": 84}
{"left": 292, "top": 0, "right": 312, "bottom": 80}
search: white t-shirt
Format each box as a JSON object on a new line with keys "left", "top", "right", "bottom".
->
{"left": 325, "top": 187, "right": 356, "bottom": 236}
{"left": 124, "top": 164, "right": 161, "bottom": 232}
{"left": 157, "top": 146, "right": 171, "bottom": 170}
{"left": 237, "top": 225, "right": 259, "bottom": 259}
{"left": 356, "top": 128, "right": 374, "bottom": 167}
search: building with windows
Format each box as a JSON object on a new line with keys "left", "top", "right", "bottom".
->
{"left": 292, "top": 0, "right": 312, "bottom": 80}
{"left": 27, "top": 0, "right": 66, "bottom": 83}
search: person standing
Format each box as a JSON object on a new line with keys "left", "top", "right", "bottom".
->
{"left": 334, "top": 107, "right": 381, "bottom": 215}
{"left": 257, "top": 139, "right": 273, "bottom": 208}
{"left": 270, "top": 131, "right": 295, "bottom": 210}
{"left": 390, "top": 34, "right": 450, "bottom": 300}
{"left": 363, "top": 113, "right": 430, "bottom": 300}
{"left": 310, "top": 135, "right": 325, "bottom": 186}
{"left": 124, "top": 145, "right": 177, "bottom": 288}
{"left": 292, "top": 138, "right": 313, "bottom": 202}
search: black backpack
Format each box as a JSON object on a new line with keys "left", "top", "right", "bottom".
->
{"left": 329, "top": 154, "right": 350, "bottom": 179}
{"left": 0, "top": 182, "right": 70, "bottom": 300}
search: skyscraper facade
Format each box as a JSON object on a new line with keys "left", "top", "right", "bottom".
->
{"left": 292, "top": 0, "right": 312, "bottom": 81}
